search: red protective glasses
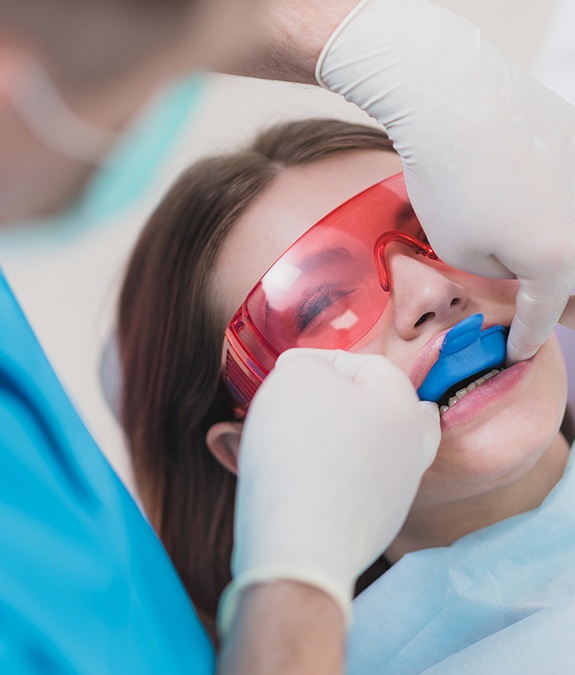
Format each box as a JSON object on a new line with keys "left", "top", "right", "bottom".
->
{"left": 222, "top": 172, "right": 438, "bottom": 410}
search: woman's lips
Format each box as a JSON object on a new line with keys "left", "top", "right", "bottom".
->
{"left": 410, "top": 328, "right": 451, "bottom": 391}
{"left": 439, "top": 358, "right": 531, "bottom": 428}
{"left": 409, "top": 320, "right": 505, "bottom": 393}
{"left": 409, "top": 319, "right": 530, "bottom": 428}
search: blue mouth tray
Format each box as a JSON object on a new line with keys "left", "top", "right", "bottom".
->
{"left": 417, "top": 313, "right": 507, "bottom": 403}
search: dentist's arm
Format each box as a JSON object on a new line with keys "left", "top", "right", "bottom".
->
{"left": 233, "top": 0, "right": 575, "bottom": 363}
{"left": 217, "top": 349, "right": 440, "bottom": 674}
{"left": 218, "top": 582, "right": 344, "bottom": 675}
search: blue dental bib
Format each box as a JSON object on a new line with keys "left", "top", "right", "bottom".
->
{"left": 417, "top": 314, "right": 507, "bottom": 403}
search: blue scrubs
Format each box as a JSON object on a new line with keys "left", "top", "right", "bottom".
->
{"left": 0, "top": 268, "right": 215, "bottom": 672}
{"left": 348, "top": 444, "right": 575, "bottom": 674}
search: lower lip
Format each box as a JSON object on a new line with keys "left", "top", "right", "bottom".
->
{"left": 439, "top": 359, "right": 532, "bottom": 429}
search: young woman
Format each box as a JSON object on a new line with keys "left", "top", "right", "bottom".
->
{"left": 117, "top": 119, "right": 574, "bottom": 658}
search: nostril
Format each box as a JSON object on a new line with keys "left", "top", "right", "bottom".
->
{"left": 451, "top": 298, "right": 461, "bottom": 307}
{"left": 414, "top": 311, "right": 434, "bottom": 328}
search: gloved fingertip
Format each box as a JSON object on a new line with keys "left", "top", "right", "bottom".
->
{"left": 275, "top": 348, "right": 311, "bottom": 368}
{"left": 423, "top": 441, "right": 440, "bottom": 469}
{"left": 418, "top": 401, "right": 441, "bottom": 468}
{"left": 419, "top": 400, "right": 440, "bottom": 421}
{"left": 505, "top": 340, "right": 540, "bottom": 366}
{"left": 276, "top": 347, "right": 342, "bottom": 368}
{"left": 275, "top": 348, "right": 301, "bottom": 363}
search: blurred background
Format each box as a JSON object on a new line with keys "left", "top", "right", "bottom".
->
{"left": 1, "top": 0, "right": 573, "bottom": 494}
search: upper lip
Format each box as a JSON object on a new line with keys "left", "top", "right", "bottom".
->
{"left": 409, "top": 328, "right": 451, "bottom": 392}
{"left": 409, "top": 318, "right": 504, "bottom": 392}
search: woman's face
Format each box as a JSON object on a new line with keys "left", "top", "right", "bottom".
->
{"left": 213, "top": 149, "right": 568, "bottom": 507}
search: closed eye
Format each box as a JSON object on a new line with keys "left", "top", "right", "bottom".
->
{"left": 295, "top": 286, "right": 356, "bottom": 334}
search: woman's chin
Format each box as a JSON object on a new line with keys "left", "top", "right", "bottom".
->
{"left": 419, "top": 404, "right": 566, "bottom": 505}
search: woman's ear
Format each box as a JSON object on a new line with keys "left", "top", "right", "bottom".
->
{"left": 205, "top": 421, "right": 243, "bottom": 475}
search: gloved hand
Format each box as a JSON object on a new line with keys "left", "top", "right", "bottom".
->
{"left": 317, "top": 0, "right": 575, "bottom": 363}
{"left": 218, "top": 348, "right": 440, "bottom": 636}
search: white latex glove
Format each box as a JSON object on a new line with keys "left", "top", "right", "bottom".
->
{"left": 318, "top": 0, "right": 575, "bottom": 363}
{"left": 218, "top": 349, "right": 440, "bottom": 636}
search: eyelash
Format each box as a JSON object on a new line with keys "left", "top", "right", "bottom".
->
{"left": 291, "top": 228, "right": 431, "bottom": 334}
{"left": 295, "top": 286, "right": 354, "bottom": 334}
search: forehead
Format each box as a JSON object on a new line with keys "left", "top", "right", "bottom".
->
{"left": 213, "top": 149, "right": 403, "bottom": 321}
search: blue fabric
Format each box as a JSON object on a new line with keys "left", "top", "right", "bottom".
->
{"left": 422, "top": 594, "right": 575, "bottom": 673}
{"left": 0, "top": 268, "right": 215, "bottom": 673}
{"left": 348, "top": 448, "right": 575, "bottom": 674}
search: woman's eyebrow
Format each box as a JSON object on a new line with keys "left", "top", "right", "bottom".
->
{"left": 299, "top": 246, "right": 353, "bottom": 272}
{"left": 393, "top": 203, "right": 417, "bottom": 229}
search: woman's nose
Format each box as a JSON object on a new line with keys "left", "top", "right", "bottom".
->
{"left": 384, "top": 242, "right": 468, "bottom": 339}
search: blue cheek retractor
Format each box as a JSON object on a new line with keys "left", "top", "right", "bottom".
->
{"left": 417, "top": 313, "right": 508, "bottom": 403}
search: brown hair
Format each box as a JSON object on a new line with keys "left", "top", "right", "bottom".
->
{"left": 117, "top": 119, "right": 395, "bottom": 641}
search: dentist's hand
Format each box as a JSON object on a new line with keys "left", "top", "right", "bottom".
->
{"left": 318, "top": 0, "right": 575, "bottom": 363}
{"left": 218, "top": 348, "right": 440, "bottom": 635}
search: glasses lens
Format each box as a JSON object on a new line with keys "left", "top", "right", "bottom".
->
{"left": 245, "top": 175, "right": 421, "bottom": 354}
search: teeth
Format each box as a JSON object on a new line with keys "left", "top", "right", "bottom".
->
{"left": 439, "top": 369, "right": 503, "bottom": 417}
